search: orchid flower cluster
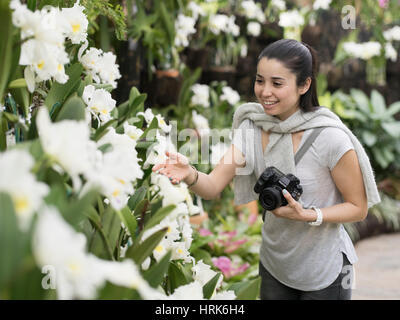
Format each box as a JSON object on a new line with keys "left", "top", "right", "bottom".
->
{"left": 10, "top": 0, "right": 120, "bottom": 93}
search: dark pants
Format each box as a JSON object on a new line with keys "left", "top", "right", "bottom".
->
{"left": 259, "top": 254, "right": 353, "bottom": 300}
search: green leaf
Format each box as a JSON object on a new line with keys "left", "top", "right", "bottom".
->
{"left": 8, "top": 78, "right": 27, "bottom": 89}
{"left": 84, "top": 205, "right": 102, "bottom": 227}
{"left": 117, "top": 87, "right": 147, "bottom": 125}
{"left": 370, "top": 90, "right": 386, "bottom": 115}
{"left": 158, "top": 2, "right": 175, "bottom": 46}
{"left": 143, "top": 250, "right": 172, "bottom": 288}
{"left": 143, "top": 204, "right": 176, "bottom": 232}
{"left": 386, "top": 101, "right": 400, "bottom": 118}
{"left": 126, "top": 227, "right": 168, "bottom": 265}
{"left": 178, "top": 67, "right": 201, "bottom": 108}
{"left": 372, "top": 148, "right": 389, "bottom": 169}
{"left": 167, "top": 261, "right": 191, "bottom": 294}
{"left": 2, "top": 111, "right": 20, "bottom": 123}
{"left": 55, "top": 93, "right": 86, "bottom": 122}
{"left": 9, "top": 77, "right": 30, "bottom": 118}
{"left": 361, "top": 131, "right": 377, "bottom": 147}
{"left": 89, "top": 206, "right": 122, "bottom": 260}
{"left": 116, "top": 206, "right": 138, "bottom": 238}
{"left": 381, "top": 146, "right": 395, "bottom": 164}
{"left": 127, "top": 186, "right": 147, "bottom": 211}
{"left": 139, "top": 116, "right": 158, "bottom": 141}
{"left": 133, "top": 198, "right": 150, "bottom": 220}
{"left": 203, "top": 273, "right": 222, "bottom": 299}
{"left": 228, "top": 277, "right": 261, "bottom": 300}
{"left": 77, "top": 74, "right": 93, "bottom": 97}
{"left": 0, "top": 113, "right": 7, "bottom": 151}
{"left": 381, "top": 122, "right": 400, "bottom": 138}
{"left": 63, "top": 190, "right": 99, "bottom": 227}
{"left": 0, "top": 2, "right": 13, "bottom": 104}
{"left": 350, "top": 89, "right": 370, "bottom": 114}
{"left": 0, "top": 193, "right": 30, "bottom": 292}
{"left": 44, "top": 63, "right": 83, "bottom": 110}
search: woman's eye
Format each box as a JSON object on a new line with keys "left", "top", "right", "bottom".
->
{"left": 255, "top": 79, "right": 263, "bottom": 84}
{"left": 273, "top": 82, "right": 282, "bottom": 87}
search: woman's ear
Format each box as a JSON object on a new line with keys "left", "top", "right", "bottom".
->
{"left": 299, "top": 77, "right": 312, "bottom": 95}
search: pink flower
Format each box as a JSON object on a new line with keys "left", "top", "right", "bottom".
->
{"left": 220, "top": 230, "right": 237, "bottom": 238}
{"left": 378, "top": 0, "right": 389, "bottom": 8}
{"left": 199, "top": 228, "right": 213, "bottom": 237}
{"left": 224, "top": 239, "right": 248, "bottom": 253}
{"left": 239, "top": 212, "right": 258, "bottom": 225}
{"left": 212, "top": 256, "right": 250, "bottom": 279}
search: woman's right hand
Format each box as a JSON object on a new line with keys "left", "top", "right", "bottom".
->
{"left": 152, "top": 151, "right": 194, "bottom": 185}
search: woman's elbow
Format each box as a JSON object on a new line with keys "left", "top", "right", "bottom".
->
{"left": 357, "top": 203, "right": 369, "bottom": 222}
{"left": 202, "top": 191, "right": 221, "bottom": 201}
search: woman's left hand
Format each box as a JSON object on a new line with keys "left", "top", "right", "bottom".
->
{"left": 270, "top": 189, "right": 312, "bottom": 222}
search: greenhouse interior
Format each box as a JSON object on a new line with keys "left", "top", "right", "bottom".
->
{"left": 0, "top": 0, "right": 400, "bottom": 302}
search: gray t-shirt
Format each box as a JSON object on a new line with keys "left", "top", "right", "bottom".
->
{"left": 232, "top": 119, "right": 358, "bottom": 291}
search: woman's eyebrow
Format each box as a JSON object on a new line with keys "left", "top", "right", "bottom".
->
{"left": 256, "top": 74, "right": 285, "bottom": 81}
{"left": 271, "top": 76, "right": 285, "bottom": 81}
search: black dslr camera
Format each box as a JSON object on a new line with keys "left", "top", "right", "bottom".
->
{"left": 254, "top": 166, "right": 303, "bottom": 211}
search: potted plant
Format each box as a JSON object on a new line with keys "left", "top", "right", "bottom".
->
{"left": 129, "top": 0, "right": 194, "bottom": 106}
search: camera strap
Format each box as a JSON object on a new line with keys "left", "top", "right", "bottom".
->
{"left": 261, "top": 127, "right": 325, "bottom": 222}
{"left": 294, "top": 127, "right": 325, "bottom": 166}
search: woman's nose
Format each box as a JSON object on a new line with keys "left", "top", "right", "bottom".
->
{"left": 261, "top": 85, "right": 273, "bottom": 97}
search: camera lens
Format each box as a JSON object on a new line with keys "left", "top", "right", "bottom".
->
{"left": 259, "top": 187, "right": 282, "bottom": 210}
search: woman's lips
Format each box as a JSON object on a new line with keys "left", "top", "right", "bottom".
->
{"left": 262, "top": 101, "right": 278, "bottom": 109}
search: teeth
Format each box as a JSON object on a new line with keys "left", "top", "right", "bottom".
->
{"left": 264, "top": 101, "right": 277, "bottom": 105}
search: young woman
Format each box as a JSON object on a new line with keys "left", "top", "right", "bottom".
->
{"left": 152, "top": 39, "right": 380, "bottom": 300}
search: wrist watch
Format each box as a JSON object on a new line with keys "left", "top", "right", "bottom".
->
{"left": 308, "top": 206, "right": 323, "bottom": 226}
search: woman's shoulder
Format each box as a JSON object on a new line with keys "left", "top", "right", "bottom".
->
{"left": 313, "top": 126, "right": 355, "bottom": 169}
{"left": 316, "top": 126, "right": 351, "bottom": 142}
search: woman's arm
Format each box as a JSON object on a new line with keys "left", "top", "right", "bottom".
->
{"left": 153, "top": 144, "right": 246, "bottom": 200}
{"left": 272, "top": 149, "right": 368, "bottom": 223}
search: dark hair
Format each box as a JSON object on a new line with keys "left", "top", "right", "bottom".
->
{"left": 257, "top": 39, "right": 320, "bottom": 112}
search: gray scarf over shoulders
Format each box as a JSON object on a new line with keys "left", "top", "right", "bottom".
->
{"left": 232, "top": 102, "right": 381, "bottom": 208}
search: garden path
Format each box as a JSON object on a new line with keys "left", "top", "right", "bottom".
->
{"left": 352, "top": 233, "right": 400, "bottom": 300}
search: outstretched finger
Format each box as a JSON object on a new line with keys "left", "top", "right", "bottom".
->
{"left": 165, "top": 151, "right": 179, "bottom": 165}
{"left": 152, "top": 163, "right": 166, "bottom": 172}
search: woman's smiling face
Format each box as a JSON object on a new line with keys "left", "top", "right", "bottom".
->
{"left": 254, "top": 57, "right": 310, "bottom": 121}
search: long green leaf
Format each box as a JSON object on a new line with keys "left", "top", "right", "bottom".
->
{"left": 167, "top": 261, "right": 191, "bottom": 294}
{"left": 0, "top": 1, "right": 13, "bottom": 104}
{"left": 143, "top": 204, "right": 176, "bottom": 231}
{"left": 228, "top": 277, "right": 261, "bottom": 300}
{"left": 203, "top": 273, "right": 222, "bottom": 299}
{"left": 44, "top": 63, "right": 83, "bottom": 110}
{"left": 127, "top": 186, "right": 147, "bottom": 211}
{"left": 116, "top": 206, "right": 137, "bottom": 238}
{"left": 386, "top": 101, "right": 400, "bottom": 118}
{"left": 143, "top": 250, "right": 172, "bottom": 288}
{"left": 0, "top": 193, "right": 27, "bottom": 291}
{"left": 370, "top": 90, "right": 386, "bottom": 115}
{"left": 0, "top": 114, "right": 8, "bottom": 151}
{"left": 158, "top": 2, "right": 175, "bottom": 46}
{"left": 89, "top": 206, "right": 122, "bottom": 261}
{"left": 350, "top": 89, "right": 370, "bottom": 114}
{"left": 55, "top": 93, "right": 86, "bottom": 122}
{"left": 381, "top": 122, "right": 400, "bottom": 138}
{"left": 126, "top": 227, "right": 168, "bottom": 265}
